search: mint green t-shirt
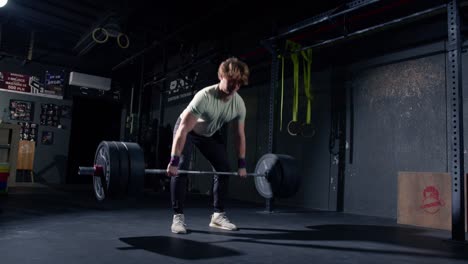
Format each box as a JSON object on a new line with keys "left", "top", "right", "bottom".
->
{"left": 186, "top": 84, "right": 246, "bottom": 137}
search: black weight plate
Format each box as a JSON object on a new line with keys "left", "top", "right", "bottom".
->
{"left": 255, "top": 154, "right": 280, "bottom": 199}
{"left": 275, "top": 154, "right": 300, "bottom": 198}
{"left": 113, "top": 141, "right": 130, "bottom": 196}
{"left": 121, "top": 142, "right": 145, "bottom": 197}
{"left": 254, "top": 153, "right": 300, "bottom": 199}
{"left": 93, "top": 141, "right": 120, "bottom": 201}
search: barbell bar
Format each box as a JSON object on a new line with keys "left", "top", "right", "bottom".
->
{"left": 79, "top": 167, "right": 267, "bottom": 178}
{"left": 78, "top": 141, "right": 301, "bottom": 202}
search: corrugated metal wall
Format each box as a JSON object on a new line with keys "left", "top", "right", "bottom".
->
{"left": 345, "top": 45, "right": 448, "bottom": 218}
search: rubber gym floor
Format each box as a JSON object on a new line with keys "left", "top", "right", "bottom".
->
{"left": 0, "top": 187, "right": 467, "bottom": 264}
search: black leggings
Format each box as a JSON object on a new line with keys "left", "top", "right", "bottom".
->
{"left": 171, "top": 118, "right": 231, "bottom": 214}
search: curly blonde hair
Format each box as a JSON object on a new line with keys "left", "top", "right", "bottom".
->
{"left": 218, "top": 57, "right": 249, "bottom": 85}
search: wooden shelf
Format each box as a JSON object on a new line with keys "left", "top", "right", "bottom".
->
{"left": 0, "top": 123, "right": 21, "bottom": 187}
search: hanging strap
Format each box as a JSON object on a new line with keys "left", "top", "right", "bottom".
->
{"left": 279, "top": 54, "right": 285, "bottom": 131}
{"left": 301, "top": 48, "right": 313, "bottom": 125}
{"left": 291, "top": 52, "right": 299, "bottom": 122}
{"left": 284, "top": 40, "right": 302, "bottom": 136}
{"left": 300, "top": 48, "right": 315, "bottom": 138}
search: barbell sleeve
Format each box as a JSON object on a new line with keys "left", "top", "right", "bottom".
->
{"left": 78, "top": 166, "right": 97, "bottom": 176}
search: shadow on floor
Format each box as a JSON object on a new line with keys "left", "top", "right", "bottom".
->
{"left": 189, "top": 225, "right": 468, "bottom": 260}
{"left": 118, "top": 236, "right": 242, "bottom": 260}
{"left": 0, "top": 188, "right": 171, "bottom": 223}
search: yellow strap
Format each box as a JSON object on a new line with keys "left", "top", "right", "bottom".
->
{"left": 279, "top": 55, "right": 285, "bottom": 131}
{"left": 291, "top": 53, "right": 299, "bottom": 122}
{"left": 285, "top": 40, "right": 301, "bottom": 122}
{"left": 301, "top": 48, "right": 313, "bottom": 124}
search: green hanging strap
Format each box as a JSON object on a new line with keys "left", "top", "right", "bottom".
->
{"left": 279, "top": 54, "right": 285, "bottom": 131}
{"left": 285, "top": 40, "right": 301, "bottom": 136}
{"left": 301, "top": 48, "right": 315, "bottom": 137}
{"left": 291, "top": 53, "right": 299, "bottom": 122}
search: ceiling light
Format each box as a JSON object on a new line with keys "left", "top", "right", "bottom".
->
{"left": 0, "top": 0, "right": 7, "bottom": 8}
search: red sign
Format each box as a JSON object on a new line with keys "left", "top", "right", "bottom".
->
{"left": 0, "top": 72, "right": 32, "bottom": 93}
{"left": 420, "top": 185, "right": 445, "bottom": 214}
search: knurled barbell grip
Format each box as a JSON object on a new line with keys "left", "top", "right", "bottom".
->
{"left": 145, "top": 169, "right": 266, "bottom": 177}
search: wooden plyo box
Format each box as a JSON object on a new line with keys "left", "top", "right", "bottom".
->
{"left": 398, "top": 172, "right": 467, "bottom": 231}
{"left": 17, "top": 140, "right": 35, "bottom": 170}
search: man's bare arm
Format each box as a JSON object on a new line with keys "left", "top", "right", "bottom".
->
{"left": 167, "top": 110, "right": 198, "bottom": 176}
{"left": 171, "top": 110, "right": 198, "bottom": 156}
{"left": 233, "top": 121, "right": 247, "bottom": 177}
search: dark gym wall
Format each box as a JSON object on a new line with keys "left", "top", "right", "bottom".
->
{"left": 0, "top": 91, "right": 72, "bottom": 184}
{"left": 345, "top": 42, "right": 448, "bottom": 218}
{"left": 0, "top": 58, "right": 72, "bottom": 184}
{"left": 271, "top": 70, "right": 333, "bottom": 210}
{"left": 66, "top": 96, "right": 122, "bottom": 184}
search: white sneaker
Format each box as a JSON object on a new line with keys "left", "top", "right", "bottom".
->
{"left": 171, "top": 214, "right": 187, "bottom": 234}
{"left": 209, "top": 212, "right": 237, "bottom": 230}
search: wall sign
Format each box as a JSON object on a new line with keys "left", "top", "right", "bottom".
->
{"left": 36, "top": 71, "right": 65, "bottom": 99}
{"left": 0, "top": 72, "right": 32, "bottom": 93}
{"left": 165, "top": 71, "right": 199, "bottom": 105}
{"left": 0, "top": 71, "right": 65, "bottom": 99}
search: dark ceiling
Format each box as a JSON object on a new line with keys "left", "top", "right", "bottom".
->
{"left": 0, "top": 0, "right": 353, "bottom": 73}
{"left": 0, "top": 0, "right": 462, "bottom": 76}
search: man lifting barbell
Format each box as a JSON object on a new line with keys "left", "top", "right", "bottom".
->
{"left": 77, "top": 58, "right": 300, "bottom": 234}
{"left": 166, "top": 57, "right": 249, "bottom": 234}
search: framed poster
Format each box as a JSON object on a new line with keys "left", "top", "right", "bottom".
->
{"left": 9, "top": 100, "right": 34, "bottom": 121}
{"left": 40, "top": 103, "right": 61, "bottom": 128}
{"left": 60, "top": 105, "right": 71, "bottom": 118}
{"left": 41, "top": 131, "right": 54, "bottom": 145}
{"left": 18, "top": 122, "right": 38, "bottom": 141}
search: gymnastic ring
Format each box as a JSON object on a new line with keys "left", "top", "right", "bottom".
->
{"left": 300, "top": 123, "right": 315, "bottom": 138}
{"left": 287, "top": 120, "right": 301, "bottom": 136}
{"left": 92, "top": 28, "right": 109, "bottom": 44}
{"left": 117, "top": 33, "right": 130, "bottom": 49}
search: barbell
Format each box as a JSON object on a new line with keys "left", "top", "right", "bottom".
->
{"left": 78, "top": 141, "right": 301, "bottom": 202}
